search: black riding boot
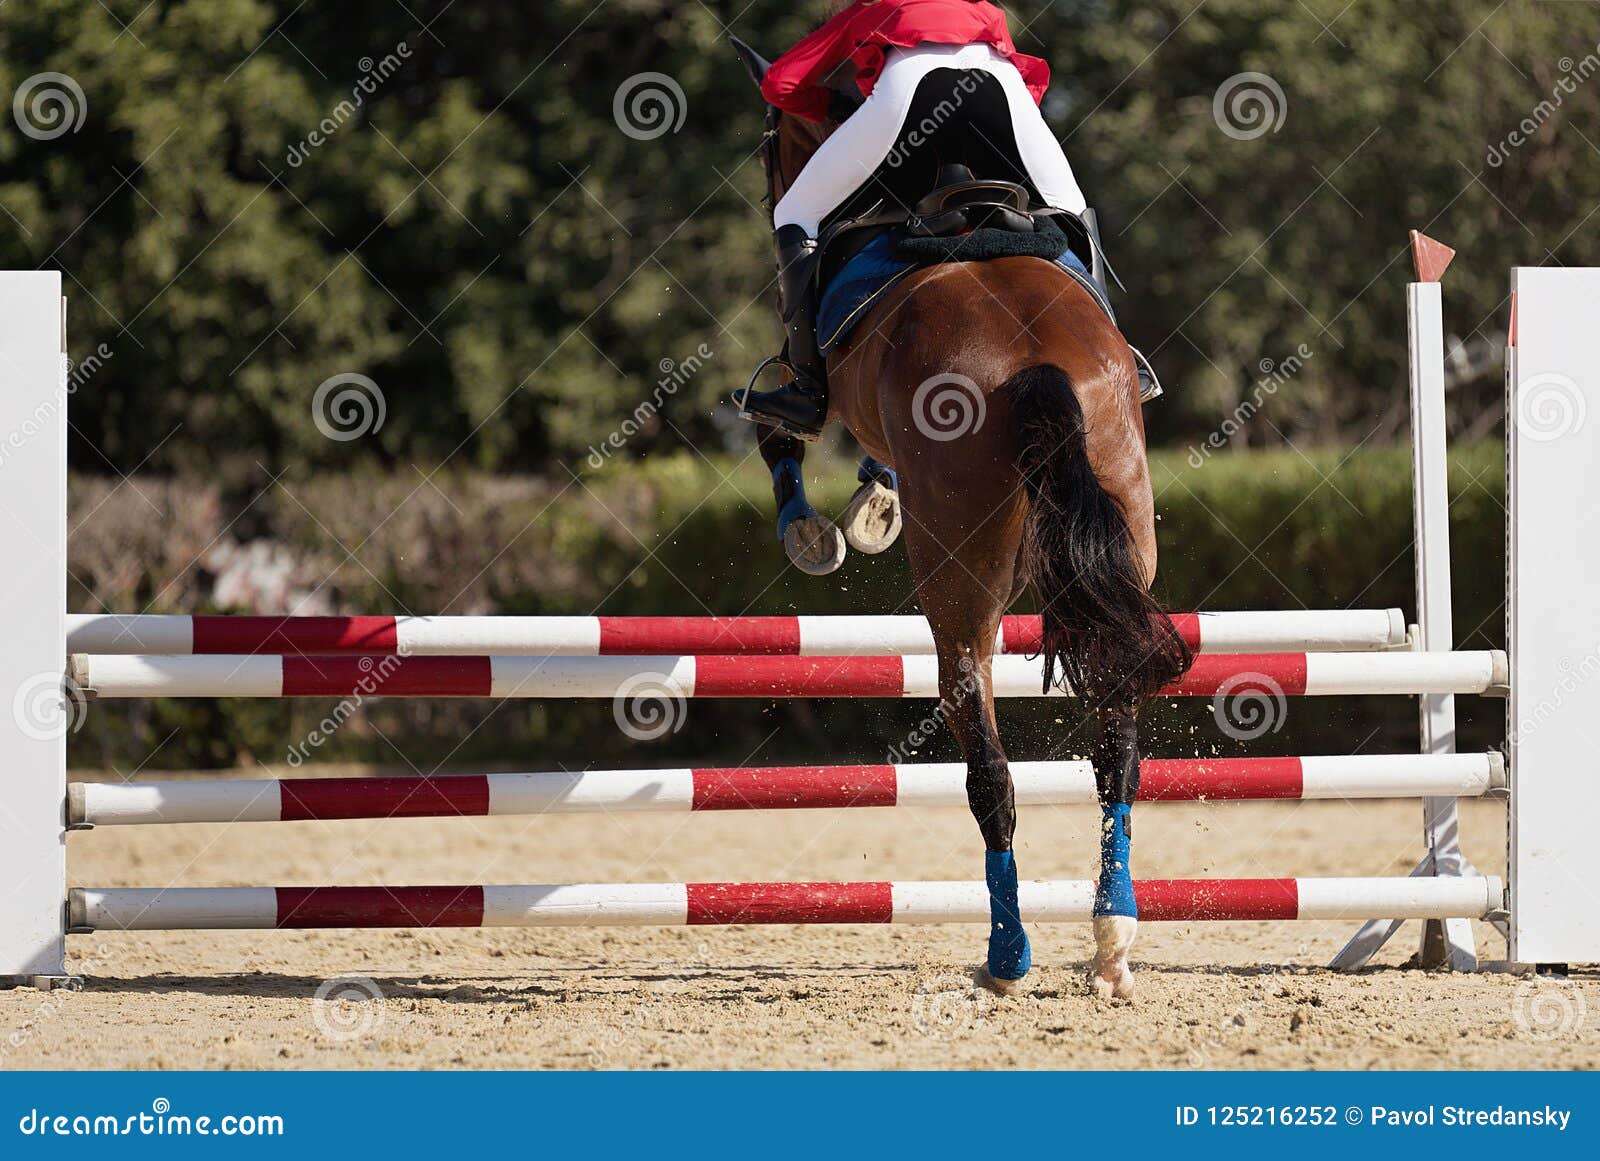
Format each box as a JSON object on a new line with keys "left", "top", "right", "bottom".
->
{"left": 738, "top": 224, "right": 829, "bottom": 441}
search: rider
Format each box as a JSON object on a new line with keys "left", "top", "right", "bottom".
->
{"left": 740, "top": 0, "right": 1159, "bottom": 439}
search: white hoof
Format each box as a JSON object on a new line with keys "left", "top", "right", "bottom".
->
{"left": 784, "top": 515, "right": 847, "bottom": 576}
{"left": 839, "top": 479, "right": 902, "bottom": 554}
{"left": 1091, "top": 915, "right": 1137, "bottom": 1001}
{"left": 975, "top": 966, "right": 1025, "bottom": 996}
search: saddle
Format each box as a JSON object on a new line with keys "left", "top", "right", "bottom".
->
{"left": 814, "top": 164, "right": 1117, "bottom": 302}
{"left": 905, "top": 175, "right": 1036, "bottom": 236}
{"left": 812, "top": 165, "right": 1121, "bottom": 358}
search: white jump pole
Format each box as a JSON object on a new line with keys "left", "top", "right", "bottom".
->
{"left": 1507, "top": 266, "right": 1600, "bottom": 967}
{"left": 0, "top": 272, "right": 70, "bottom": 989}
{"left": 1334, "top": 233, "right": 1479, "bottom": 972}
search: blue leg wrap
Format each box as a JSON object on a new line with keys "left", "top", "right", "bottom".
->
{"left": 771, "top": 457, "right": 818, "bottom": 542}
{"left": 1093, "top": 803, "right": 1138, "bottom": 919}
{"left": 856, "top": 457, "right": 898, "bottom": 491}
{"left": 984, "top": 849, "right": 1032, "bottom": 980}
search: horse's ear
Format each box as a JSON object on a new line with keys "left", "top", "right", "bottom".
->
{"left": 729, "top": 35, "right": 771, "bottom": 88}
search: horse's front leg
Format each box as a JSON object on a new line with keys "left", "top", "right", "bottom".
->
{"left": 1092, "top": 701, "right": 1140, "bottom": 1000}
{"left": 755, "top": 425, "right": 845, "bottom": 575}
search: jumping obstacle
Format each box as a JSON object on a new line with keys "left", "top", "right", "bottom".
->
{"left": 67, "top": 650, "right": 1507, "bottom": 699}
{"left": 7, "top": 257, "right": 1600, "bottom": 987}
{"left": 69, "top": 877, "right": 1504, "bottom": 931}
{"left": 64, "top": 609, "right": 1408, "bottom": 657}
{"left": 68, "top": 753, "right": 1506, "bottom": 826}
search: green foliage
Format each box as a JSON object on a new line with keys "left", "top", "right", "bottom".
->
{"left": 3, "top": 2, "right": 1595, "bottom": 472}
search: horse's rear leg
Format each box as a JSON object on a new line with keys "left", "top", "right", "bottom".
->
{"left": 1092, "top": 701, "right": 1140, "bottom": 1001}
{"left": 755, "top": 426, "right": 845, "bottom": 575}
{"left": 913, "top": 517, "right": 1030, "bottom": 992}
{"left": 931, "top": 642, "right": 1031, "bottom": 993}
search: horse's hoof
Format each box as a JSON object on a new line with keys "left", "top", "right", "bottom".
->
{"left": 784, "top": 515, "right": 847, "bottom": 576}
{"left": 839, "top": 479, "right": 901, "bottom": 554}
{"left": 1091, "top": 914, "right": 1137, "bottom": 1001}
{"left": 975, "top": 966, "right": 1026, "bottom": 996}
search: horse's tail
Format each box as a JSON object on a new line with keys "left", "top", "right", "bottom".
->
{"left": 1007, "top": 365, "right": 1192, "bottom": 705}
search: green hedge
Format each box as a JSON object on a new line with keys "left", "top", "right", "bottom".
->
{"left": 68, "top": 443, "right": 1507, "bottom": 771}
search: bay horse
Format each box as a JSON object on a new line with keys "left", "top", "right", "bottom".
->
{"left": 734, "top": 45, "right": 1191, "bottom": 998}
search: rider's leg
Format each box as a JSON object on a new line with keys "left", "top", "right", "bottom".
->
{"left": 981, "top": 54, "right": 1088, "bottom": 215}
{"left": 738, "top": 223, "right": 830, "bottom": 439}
{"left": 772, "top": 43, "right": 1007, "bottom": 235}
{"left": 743, "top": 46, "right": 1006, "bottom": 436}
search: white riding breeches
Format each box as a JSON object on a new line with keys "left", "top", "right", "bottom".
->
{"left": 772, "top": 42, "right": 1087, "bottom": 236}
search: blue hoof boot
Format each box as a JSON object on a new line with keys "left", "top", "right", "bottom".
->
{"left": 985, "top": 850, "right": 1032, "bottom": 980}
{"left": 1093, "top": 803, "right": 1138, "bottom": 919}
{"left": 771, "top": 457, "right": 819, "bottom": 542}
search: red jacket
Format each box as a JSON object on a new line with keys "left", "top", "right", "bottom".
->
{"left": 760, "top": 0, "right": 1050, "bottom": 123}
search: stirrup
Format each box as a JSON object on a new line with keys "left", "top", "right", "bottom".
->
{"left": 736, "top": 356, "right": 826, "bottom": 442}
{"left": 1130, "top": 347, "right": 1164, "bottom": 404}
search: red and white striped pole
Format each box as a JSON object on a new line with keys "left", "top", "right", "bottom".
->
{"left": 68, "top": 876, "right": 1503, "bottom": 931}
{"left": 65, "top": 609, "right": 1408, "bottom": 657}
{"left": 68, "top": 650, "right": 1507, "bottom": 700}
{"left": 69, "top": 752, "right": 1505, "bottom": 827}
